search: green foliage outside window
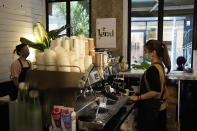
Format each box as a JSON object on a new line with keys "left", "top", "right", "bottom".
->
{"left": 55, "top": 1, "right": 89, "bottom": 37}
{"left": 54, "top": 2, "right": 66, "bottom": 19}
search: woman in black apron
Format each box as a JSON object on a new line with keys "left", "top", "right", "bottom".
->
{"left": 10, "top": 43, "right": 31, "bottom": 100}
{"left": 130, "top": 40, "right": 171, "bottom": 131}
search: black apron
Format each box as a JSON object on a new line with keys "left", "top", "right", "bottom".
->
{"left": 10, "top": 59, "right": 30, "bottom": 100}
{"left": 135, "top": 66, "right": 162, "bottom": 131}
{"left": 18, "top": 59, "right": 31, "bottom": 82}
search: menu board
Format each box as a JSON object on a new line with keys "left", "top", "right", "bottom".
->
{"left": 96, "top": 18, "right": 116, "bottom": 48}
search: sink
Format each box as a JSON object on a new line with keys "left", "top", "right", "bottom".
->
{"left": 78, "top": 96, "right": 129, "bottom": 130}
{"left": 78, "top": 106, "right": 109, "bottom": 122}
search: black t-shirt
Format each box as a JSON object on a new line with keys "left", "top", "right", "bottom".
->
{"left": 140, "top": 66, "right": 161, "bottom": 94}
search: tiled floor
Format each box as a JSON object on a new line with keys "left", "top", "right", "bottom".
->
{"left": 166, "top": 103, "right": 178, "bottom": 131}
{"left": 166, "top": 85, "right": 178, "bottom": 131}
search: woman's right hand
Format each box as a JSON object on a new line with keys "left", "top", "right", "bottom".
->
{"left": 129, "top": 95, "right": 138, "bottom": 102}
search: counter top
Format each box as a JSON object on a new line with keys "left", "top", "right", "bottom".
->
{"left": 118, "top": 70, "right": 197, "bottom": 80}
{"left": 167, "top": 71, "right": 197, "bottom": 80}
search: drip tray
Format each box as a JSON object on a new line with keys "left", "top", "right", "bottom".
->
{"left": 97, "top": 107, "right": 108, "bottom": 113}
{"left": 78, "top": 107, "right": 109, "bottom": 122}
{"left": 77, "top": 96, "right": 129, "bottom": 130}
{"left": 106, "top": 99, "right": 117, "bottom": 105}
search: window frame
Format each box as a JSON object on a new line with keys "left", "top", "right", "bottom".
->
{"left": 46, "top": 0, "right": 91, "bottom": 37}
{"left": 128, "top": 0, "right": 197, "bottom": 69}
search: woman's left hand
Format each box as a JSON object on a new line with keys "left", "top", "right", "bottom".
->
{"left": 129, "top": 95, "right": 138, "bottom": 101}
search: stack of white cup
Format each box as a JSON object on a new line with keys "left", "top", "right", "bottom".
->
{"left": 62, "top": 39, "right": 70, "bottom": 52}
{"left": 55, "top": 46, "right": 70, "bottom": 72}
{"left": 36, "top": 52, "right": 45, "bottom": 70}
{"left": 44, "top": 49, "right": 56, "bottom": 71}
{"left": 55, "top": 38, "right": 62, "bottom": 47}
{"left": 71, "top": 61, "right": 80, "bottom": 72}
{"left": 56, "top": 52, "right": 70, "bottom": 72}
{"left": 79, "top": 57, "right": 85, "bottom": 73}
{"left": 84, "top": 55, "right": 92, "bottom": 71}
{"left": 35, "top": 35, "right": 95, "bottom": 73}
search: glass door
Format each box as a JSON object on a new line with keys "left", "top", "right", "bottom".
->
{"left": 131, "top": 30, "right": 146, "bottom": 64}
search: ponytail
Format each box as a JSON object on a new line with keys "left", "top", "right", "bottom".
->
{"left": 13, "top": 49, "right": 17, "bottom": 54}
{"left": 162, "top": 43, "right": 171, "bottom": 73}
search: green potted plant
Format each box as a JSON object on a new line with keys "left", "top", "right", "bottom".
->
{"left": 131, "top": 60, "right": 150, "bottom": 70}
{"left": 20, "top": 22, "right": 69, "bottom": 52}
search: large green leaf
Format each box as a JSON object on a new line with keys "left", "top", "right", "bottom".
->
{"left": 33, "top": 25, "right": 42, "bottom": 42}
{"left": 20, "top": 37, "right": 46, "bottom": 52}
{"left": 33, "top": 22, "right": 49, "bottom": 48}
{"left": 48, "top": 24, "right": 69, "bottom": 40}
{"left": 37, "top": 22, "right": 49, "bottom": 46}
{"left": 20, "top": 23, "right": 69, "bottom": 52}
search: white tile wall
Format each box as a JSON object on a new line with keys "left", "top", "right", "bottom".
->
{"left": 0, "top": 0, "right": 45, "bottom": 82}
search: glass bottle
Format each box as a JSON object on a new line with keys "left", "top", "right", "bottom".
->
{"left": 18, "top": 82, "right": 29, "bottom": 103}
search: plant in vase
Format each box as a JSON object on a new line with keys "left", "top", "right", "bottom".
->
{"left": 20, "top": 22, "right": 69, "bottom": 52}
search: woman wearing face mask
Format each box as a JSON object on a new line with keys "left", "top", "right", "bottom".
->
{"left": 130, "top": 40, "right": 171, "bottom": 131}
{"left": 10, "top": 43, "right": 31, "bottom": 99}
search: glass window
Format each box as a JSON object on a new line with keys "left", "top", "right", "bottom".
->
{"left": 48, "top": 2, "right": 67, "bottom": 35}
{"left": 131, "top": 18, "right": 158, "bottom": 64}
{"left": 164, "top": 0, "right": 194, "bottom": 70}
{"left": 130, "top": 0, "right": 194, "bottom": 71}
{"left": 70, "top": 1, "right": 90, "bottom": 37}
{"left": 147, "top": 21, "right": 158, "bottom": 40}
{"left": 47, "top": 0, "right": 90, "bottom": 37}
{"left": 131, "top": 0, "right": 158, "bottom": 65}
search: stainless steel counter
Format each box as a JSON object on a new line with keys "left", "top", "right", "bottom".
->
{"left": 167, "top": 71, "right": 197, "bottom": 80}
{"left": 118, "top": 70, "right": 197, "bottom": 80}
{"left": 118, "top": 70, "right": 144, "bottom": 78}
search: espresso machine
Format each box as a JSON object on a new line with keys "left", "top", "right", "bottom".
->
{"left": 77, "top": 64, "right": 130, "bottom": 130}
{"left": 20, "top": 62, "right": 131, "bottom": 131}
